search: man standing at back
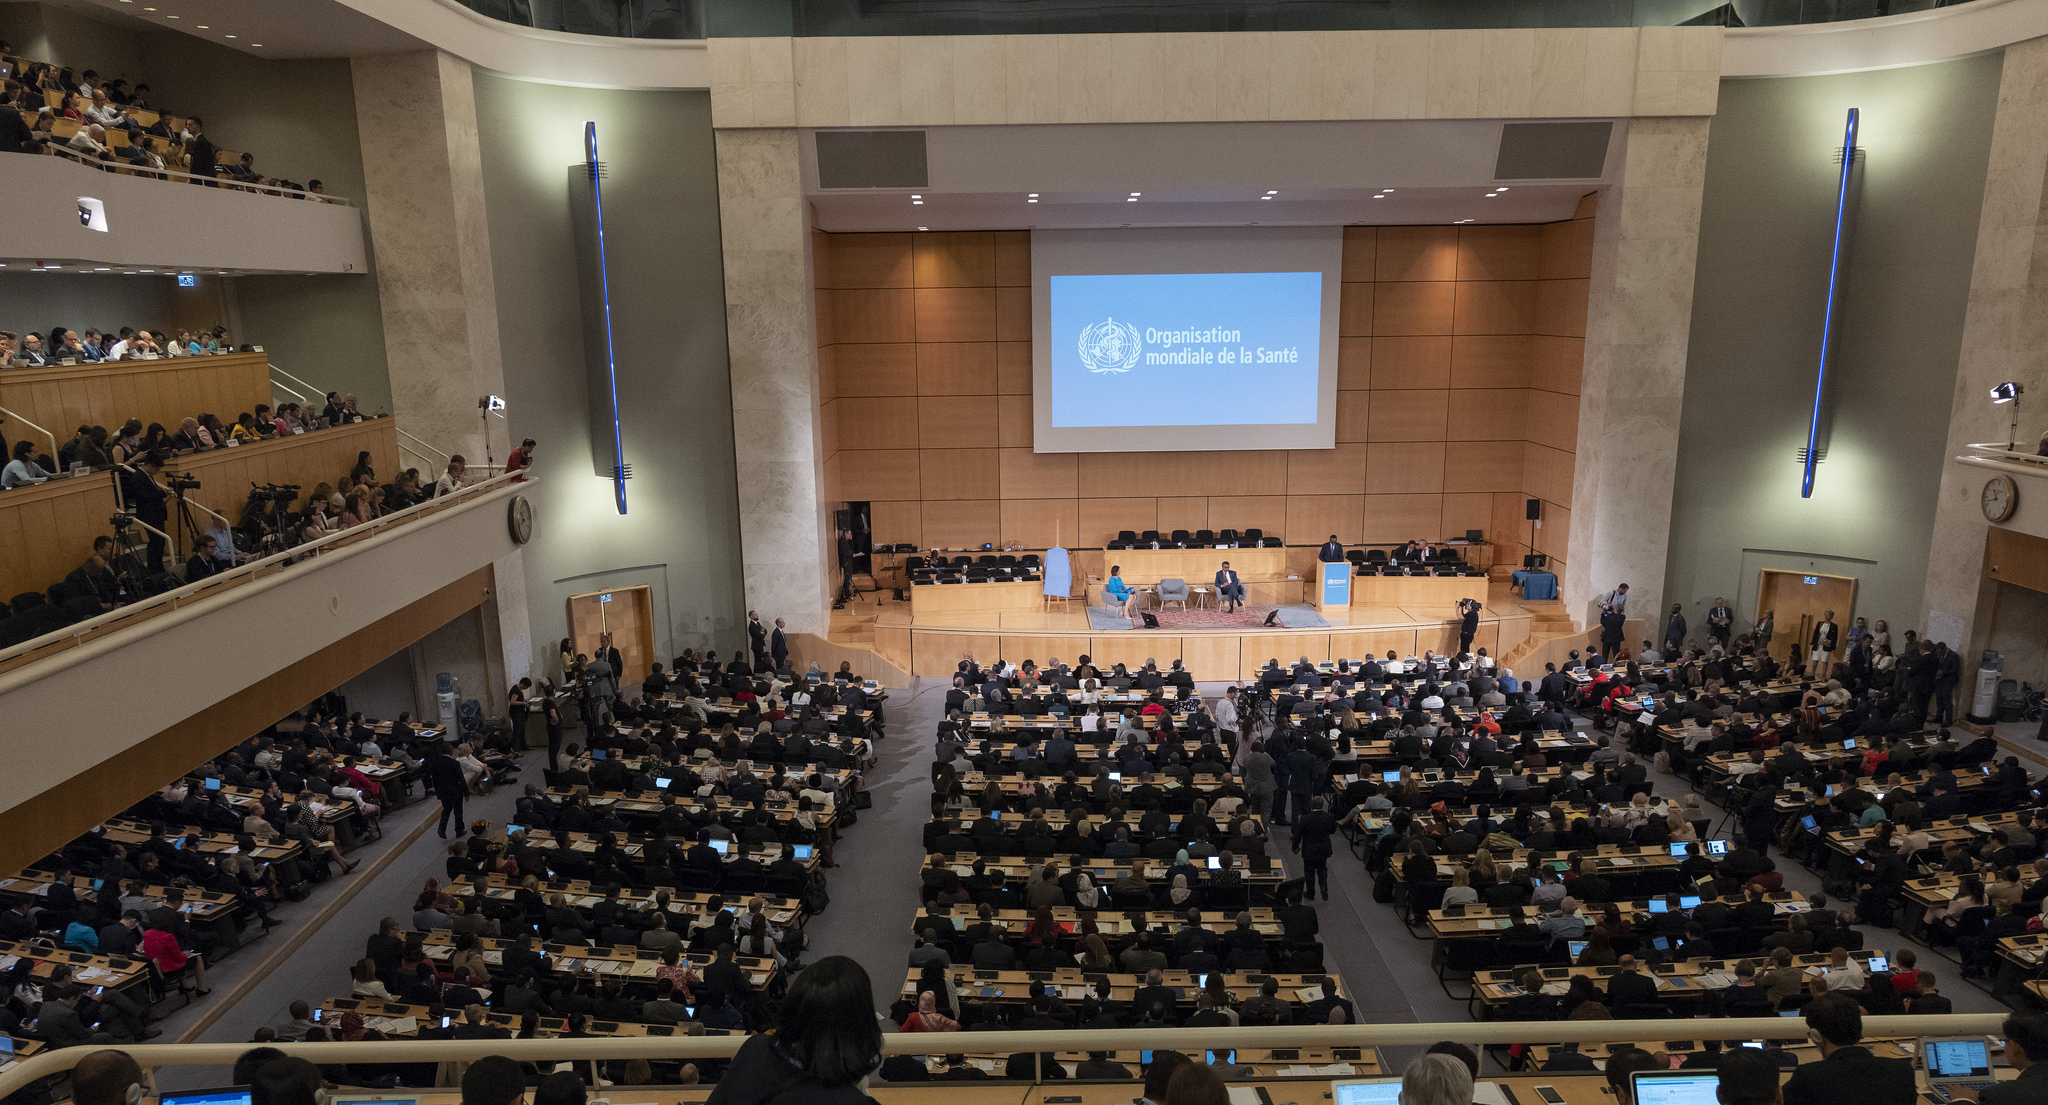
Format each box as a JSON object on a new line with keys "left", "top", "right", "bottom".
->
{"left": 1782, "top": 993, "right": 1914, "bottom": 1105}
{"left": 1292, "top": 796, "right": 1338, "bottom": 902}
{"left": 1811, "top": 610, "right": 1840, "bottom": 670}
{"left": 770, "top": 617, "right": 788, "bottom": 671}
{"left": 186, "top": 116, "right": 218, "bottom": 182}
{"left": 428, "top": 744, "right": 467, "bottom": 839}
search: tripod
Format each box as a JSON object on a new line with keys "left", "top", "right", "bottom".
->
{"left": 106, "top": 514, "right": 152, "bottom": 599}
{"left": 171, "top": 485, "right": 206, "bottom": 566}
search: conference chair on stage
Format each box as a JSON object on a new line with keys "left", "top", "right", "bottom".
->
{"left": 1157, "top": 578, "right": 1191, "bottom": 609}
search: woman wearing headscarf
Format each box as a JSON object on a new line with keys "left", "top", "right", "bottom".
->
{"left": 902, "top": 989, "right": 959, "bottom": 1032}
{"left": 1025, "top": 905, "right": 1061, "bottom": 945}
{"left": 1072, "top": 872, "right": 1100, "bottom": 909}
{"left": 1076, "top": 932, "right": 1116, "bottom": 971}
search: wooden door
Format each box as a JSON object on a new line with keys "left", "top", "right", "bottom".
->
{"left": 1756, "top": 570, "right": 1857, "bottom": 670}
{"left": 566, "top": 585, "right": 657, "bottom": 690}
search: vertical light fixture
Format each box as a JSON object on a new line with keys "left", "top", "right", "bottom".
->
{"left": 570, "top": 121, "right": 630, "bottom": 514}
{"left": 1801, "top": 108, "right": 1859, "bottom": 499}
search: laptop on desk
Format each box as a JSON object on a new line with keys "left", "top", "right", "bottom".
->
{"left": 1922, "top": 1037, "right": 1996, "bottom": 1100}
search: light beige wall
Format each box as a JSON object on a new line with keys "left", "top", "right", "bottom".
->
{"left": 709, "top": 28, "right": 1722, "bottom": 127}
{"left": 1924, "top": 38, "right": 2048, "bottom": 655}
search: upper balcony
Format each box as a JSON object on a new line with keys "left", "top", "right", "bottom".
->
{"left": 0, "top": 467, "right": 533, "bottom": 875}
{"left": 0, "top": 148, "right": 367, "bottom": 276}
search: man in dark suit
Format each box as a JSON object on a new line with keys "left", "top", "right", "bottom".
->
{"left": 187, "top": 118, "right": 218, "bottom": 182}
{"left": 427, "top": 746, "right": 467, "bottom": 839}
{"left": 1606, "top": 955, "right": 1659, "bottom": 1007}
{"left": 1318, "top": 535, "right": 1345, "bottom": 563}
{"left": 770, "top": 617, "right": 788, "bottom": 671}
{"left": 37, "top": 987, "right": 115, "bottom": 1047}
{"left": 1967, "top": 1012, "right": 2048, "bottom": 1105}
{"left": 1783, "top": 993, "right": 1915, "bottom": 1105}
{"left": 1215, "top": 562, "right": 1246, "bottom": 613}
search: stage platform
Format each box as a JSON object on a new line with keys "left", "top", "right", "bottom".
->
{"left": 830, "top": 582, "right": 1536, "bottom": 682}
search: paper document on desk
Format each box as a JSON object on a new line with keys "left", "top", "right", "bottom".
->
{"left": 364, "top": 1016, "right": 417, "bottom": 1035}
{"left": 1696, "top": 970, "right": 1737, "bottom": 988}
{"left": 28, "top": 883, "right": 49, "bottom": 897}
{"left": 1540, "top": 982, "right": 1570, "bottom": 995}
{"left": 482, "top": 951, "right": 503, "bottom": 965}
{"left": 1064, "top": 985, "right": 1092, "bottom": 1000}
{"left": 1294, "top": 986, "right": 1323, "bottom": 1002}
{"left": 1473, "top": 1084, "right": 1515, "bottom": 1105}
{"left": 73, "top": 967, "right": 116, "bottom": 982}
{"left": 0, "top": 956, "right": 18, "bottom": 972}
{"left": 1970, "top": 822, "right": 1996, "bottom": 834}
{"left": 425, "top": 947, "right": 452, "bottom": 960}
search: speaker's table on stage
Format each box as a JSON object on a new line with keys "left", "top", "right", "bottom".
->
{"left": 1106, "top": 546, "right": 1288, "bottom": 582}
{"left": 1346, "top": 573, "right": 1475, "bottom": 608}
{"left": 910, "top": 579, "right": 1046, "bottom": 618}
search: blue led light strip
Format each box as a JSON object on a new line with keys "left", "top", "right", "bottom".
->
{"left": 587, "top": 121, "right": 629, "bottom": 515}
{"left": 1802, "top": 107, "right": 1857, "bottom": 499}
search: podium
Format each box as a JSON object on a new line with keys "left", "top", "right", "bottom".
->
{"left": 1312, "top": 561, "right": 1351, "bottom": 612}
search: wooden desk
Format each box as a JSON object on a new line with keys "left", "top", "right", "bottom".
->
{"left": 1426, "top": 892, "right": 1808, "bottom": 940}
{"left": 1472, "top": 949, "right": 1881, "bottom": 1012}
{"left": 1348, "top": 575, "right": 1472, "bottom": 608}
{"left": 913, "top": 965, "right": 1348, "bottom": 1006}
{"left": 0, "top": 939, "right": 150, "bottom": 993}
{"left": 317, "top": 996, "right": 738, "bottom": 1039}
{"left": 444, "top": 874, "right": 804, "bottom": 930}
{"left": 416, "top": 931, "right": 779, "bottom": 991}
{"left": 921, "top": 855, "right": 1288, "bottom": 891}
{"left": 914, "top": 581, "right": 1049, "bottom": 619}
{"left": 1112, "top": 548, "right": 1290, "bottom": 584}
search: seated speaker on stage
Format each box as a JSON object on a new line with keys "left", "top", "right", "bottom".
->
{"left": 1103, "top": 565, "right": 1139, "bottom": 618}
{"left": 1214, "top": 562, "right": 1246, "bottom": 612}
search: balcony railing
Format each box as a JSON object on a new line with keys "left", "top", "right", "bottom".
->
{"left": 0, "top": 471, "right": 530, "bottom": 675}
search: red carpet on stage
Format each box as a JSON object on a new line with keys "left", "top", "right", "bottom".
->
{"left": 1152, "top": 605, "right": 1280, "bottom": 629}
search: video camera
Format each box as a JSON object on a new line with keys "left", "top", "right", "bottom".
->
{"left": 247, "top": 482, "right": 300, "bottom": 503}
{"left": 169, "top": 474, "right": 201, "bottom": 491}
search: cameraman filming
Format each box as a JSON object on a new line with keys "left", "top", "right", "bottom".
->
{"left": 118, "top": 450, "right": 170, "bottom": 574}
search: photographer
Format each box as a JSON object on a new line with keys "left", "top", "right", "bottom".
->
{"left": 118, "top": 451, "right": 170, "bottom": 574}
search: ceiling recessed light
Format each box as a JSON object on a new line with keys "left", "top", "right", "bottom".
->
{"left": 917, "top": 226, "right": 928, "bottom": 231}
{"left": 1027, "top": 193, "right": 1039, "bottom": 198}
{"left": 1129, "top": 192, "right": 1141, "bottom": 197}
{"left": 1027, "top": 198, "right": 1038, "bottom": 203}
{"left": 910, "top": 193, "right": 921, "bottom": 199}
{"left": 1494, "top": 187, "right": 1509, "bottom": 192}
{"left": 1455, "top": 219, "right": 1474, "bottom": 224}
{"left": 1261, "top": 196, "right": 1272, "bottom": 200}
{"left": 1484, "top": 193, "right": 1497, "bottom": 198}
{"left": 1126, "top": 197, "right": 1137, "bottom": 202}
{"left": 224, "top": 33, "right": 235, "bottom": 37}
{"left": 911, "top": 200, "right": 922, "bottom": 204}
{"left": 94, "top": 267, "right": 109, "bottom": 271}
{"left": 165, "top": 14, "right": 177, "bottom": 18}
{"left": 1372, "top": 195, "right": 1384, "bottom": 199}
{"left": 197, "top": 24, "right": 208, "bottom": 28}
{"left": 251, "top": 43, "right": 262, "bottom": 46}
{"left": 1381, "top": 189, "right": 1395, "bottom": 193}
{"left": 1265, "top": 190, "right": 1278, "bottom": 195}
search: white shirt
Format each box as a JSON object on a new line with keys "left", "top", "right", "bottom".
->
{"left": 67, "top": 130, "right": 105, "bottom": 155}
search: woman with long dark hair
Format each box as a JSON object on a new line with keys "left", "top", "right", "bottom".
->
{"left": 709, "top": 956, "right": 882, "bottom": 1105}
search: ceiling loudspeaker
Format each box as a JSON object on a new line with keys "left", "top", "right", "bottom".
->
{"left": 816, "top": 130, "right": 929, "bottom": 189}
{"left": 1493, "top": 121, "right": 1615, "bottom": 181}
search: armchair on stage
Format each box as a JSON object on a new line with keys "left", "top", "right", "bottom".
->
{"left": 1156, "top": 578, "right": 1191, "bottom": 609}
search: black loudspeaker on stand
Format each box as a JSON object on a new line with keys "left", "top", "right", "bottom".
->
{"left": 1526, "top": 498, "right": 1542, "bottom": 571}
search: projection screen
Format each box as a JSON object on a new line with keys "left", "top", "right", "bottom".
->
{"left": 1031, "top": 226, "right": 1343, "bottom": 453}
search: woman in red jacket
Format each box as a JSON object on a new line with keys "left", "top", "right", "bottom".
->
{"left": 141, "top": 925, "right": 210, "bottom": 995}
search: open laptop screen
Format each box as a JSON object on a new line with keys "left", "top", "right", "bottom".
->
{"left": 1332, "top": 1079, "right": 1404, "bottom": 1105}
{"left": 1632, "top": 1072, "right": 1722, "bottom": 1105}
{"left": 1925, "top": 1039, "right": 1990, "bottom": 1080}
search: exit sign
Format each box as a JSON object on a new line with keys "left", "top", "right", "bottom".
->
{"left": 1803, "top": 575, "right": 1819, "bottom": 584}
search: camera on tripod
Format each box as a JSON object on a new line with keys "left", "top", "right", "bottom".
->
{"left": 249, "top": 482, "right": 299, "bottom": 502}
{"left": 169, "top": 474, "right": 201, "bottom": 492}
{"left": 109, "top": 511, "right": 136, "bottom": 527}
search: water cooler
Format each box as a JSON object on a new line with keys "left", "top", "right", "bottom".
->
{"left": 1969, "top": 650, "right": 2002, "bottom": 723}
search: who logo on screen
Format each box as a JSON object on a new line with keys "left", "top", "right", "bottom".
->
{"left": 1077, "top": 317, "right": 1144, "bottom": 374}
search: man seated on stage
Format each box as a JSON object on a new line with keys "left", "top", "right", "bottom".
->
{"left": 1215, "top": 561, "right": 1246, "bottom": 612}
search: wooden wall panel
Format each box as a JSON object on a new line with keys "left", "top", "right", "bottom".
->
{"left": 914, "top": 630, "right": 986, "bottom": 675}
{"left": 1365, "top": 441, "right": 1447, "bottom": 495}
{"left": 869, "top": 500, "right": 922, "bottom": 548}
{"left": 1286, "top": 444, "right": 1371, "bottom": 495}
{"left": 815, "top": 219, "right": 1590, "bottom": 573}
{"left": 1080, "top": 498, "right": 1157, "bottom": 547}
{"left": 920, "top": 449, "right": 999, "bottom": 500}
{"left": 0, "top": 353, "right": 272, "bottom": 446}
{"left": 1166, "top": 634, "right": 1231, "bottom": 682}
{"left": 839, "top": 449, "right": 921, "bottom": 500}
{"left": 834, "top": 344, "right": 919, "bottom": 395}
{"left": 916, "top": 342, "right": 998, "bottom": 395}
{"left": 920, "top": 499, "right": 1001, "bottom": 548}
{"left": 1089, "top": 635, "right": 1179, "bottom": 674}
{"left": 1001, "top": 498, "right": 1079, "bottom": 549}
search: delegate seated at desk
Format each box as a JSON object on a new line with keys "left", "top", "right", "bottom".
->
{"left": 1104, "top": 565, "right": 1139, "bottom": 618}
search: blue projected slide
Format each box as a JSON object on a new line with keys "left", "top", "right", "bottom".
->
{"left": 1048, "top": 271, "right": 1323, "bottom": 428}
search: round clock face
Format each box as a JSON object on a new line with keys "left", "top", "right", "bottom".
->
{"left": 509, "top": 495, "right": 534, "bottom": 543}
{"left": 1983, "top": 475, "right": 2019, "bottom": 523}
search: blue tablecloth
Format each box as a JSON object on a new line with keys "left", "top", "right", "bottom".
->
{"left": 1512, "top": 569, "right": 1558, "bottom": 600}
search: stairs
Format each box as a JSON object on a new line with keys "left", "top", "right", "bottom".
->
{"left": 1501, "top": 597, "right": 1578, "bottom": 671}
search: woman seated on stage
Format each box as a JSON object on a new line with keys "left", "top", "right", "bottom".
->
{"left": 1103, "top": 565, "right": 1139, "bottom": 619}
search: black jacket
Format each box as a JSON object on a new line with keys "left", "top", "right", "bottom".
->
{"left": 1782, "top": 1046, "right": 1915, "bottom": 1105}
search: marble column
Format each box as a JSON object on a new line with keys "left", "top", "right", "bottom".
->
{"left": 1563, "top": 116, "right": 1714, "bottom": 628}
{"left": 714, "top": 127, "right": 833, "bottom": 635}
{"left": 351, "top": 50, "right": 530, "bottom": 675}
{"left": 1921, "top": 38, "right": 2048, "bottom": 651}
{"left": 351, "top": 49, "right": 506, "bottom": 467}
